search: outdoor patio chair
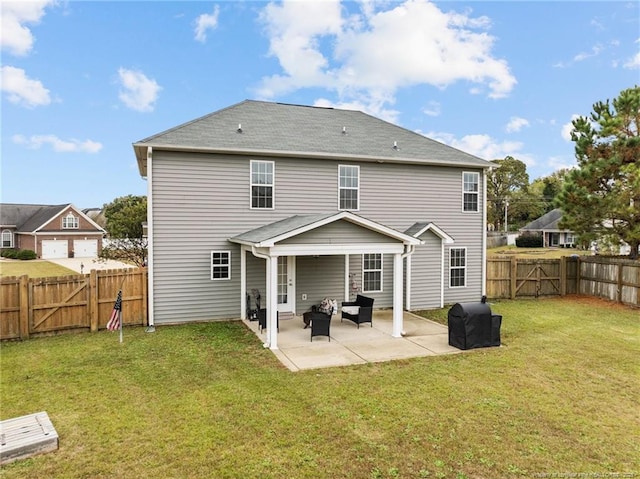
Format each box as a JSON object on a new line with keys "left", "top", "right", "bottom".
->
{"left": 341, "top": 294, "right": 374, "bottom": 328}
{"left": 258, "top": 309, "right": 279, "bottom": 333}
{"left": 309, "top": 311, "right": 332, "bottom": 342}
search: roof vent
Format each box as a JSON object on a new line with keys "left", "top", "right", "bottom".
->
{"left": 237, "top": 123, "right": 243, "bottom": 134}
{"left": 393, "top": 141, "right": 399, "bottom": 150}
{"left": 342, "top": 126, "right": 347, "bottom": 135}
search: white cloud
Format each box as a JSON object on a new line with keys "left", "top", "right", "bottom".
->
{"left": 623, "top": 40, "right": 640, "bottom": 69}
{"left": 257, "top": 0, "right": 516, "bottom": 111}
{"left": 546, "top": 155, "right": 576, "bottom": 173}
{"left": 505, "top": 116, "right": 530, "bottom": 133}
{"left": 422, "top": 101, "right": 441, "bottom": 117}
{"left": 573, "top": 44, "right": 603, "bottom": 62}
{"left": 1, "top": 0, "right": 54, "bottom": 56}
{"left": 425, "top": 130, "right": 535, "bottom": 166}
{"left": 561, "top": 114, "right": 581, "bottom": 142}
{"left": 13, "top": 134, "right": 102, "bottom": 153}
{"left": 117, "top": 68, "right": 161, "bottom": 112}
{"left": 1, "top": 65, "right": 51, "bottom": 107}
{"left": 194, "top": 6, "right": 220, "bottom": 43}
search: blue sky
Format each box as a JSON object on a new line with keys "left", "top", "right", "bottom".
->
{"left": 2, "top": 0, "right": 638, "bottom": 209}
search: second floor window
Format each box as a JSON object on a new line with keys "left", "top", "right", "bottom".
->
{"left": 363, "top": 253, "right": 382, "bottom": 292}
{"left": 62, "top": 213, "right": 79, "bottom": 229}
{"left": 339, "top": 165, "right": 359, "bottom": 210}
{"left": 463, "top": 172, "right": 479, "bottom": 212}
{"left": 250, "top": 160, "right": 274, "bottom": 209}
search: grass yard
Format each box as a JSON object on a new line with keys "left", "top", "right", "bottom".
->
{"left": 1, "top": 296, "right": 638, "bottom": 478}
{"left": 0, "top": 260, "right": 76, "bottom": 278}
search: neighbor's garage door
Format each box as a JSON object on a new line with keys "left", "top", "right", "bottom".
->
{"left": 73, "top": 239, "right": 98, "bottom": 258}
{"left": 41, "top": 240, "right": 68, "bottom": 259}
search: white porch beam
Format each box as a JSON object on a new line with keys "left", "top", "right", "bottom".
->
{"left": 344, "top": 254, "right": 350, "bottom": 303}
{"left": 270, "top": 243, "right": 404, "bottom": 256}
{"left": 392, "top": 252, "right": 403, "bottom": 338}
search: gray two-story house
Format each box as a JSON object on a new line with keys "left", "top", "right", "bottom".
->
{"left": 133, "top": 100, "right": 492, "bottom": 349}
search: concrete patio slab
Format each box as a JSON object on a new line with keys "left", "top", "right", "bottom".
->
{"left": 243, "top": 309, "right": 466, "bottom": 371}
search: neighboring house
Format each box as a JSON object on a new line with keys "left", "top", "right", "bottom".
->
{"left": 132, "top": 100, "right": 493, "bottom": 349}
{"left": 0, "top": 204, "right": 106, "bottom": 258}
{"left": 519, "top": 208, "right": 576, "bottom": 248}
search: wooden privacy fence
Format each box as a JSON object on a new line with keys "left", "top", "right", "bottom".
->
{"left": 1, "top": 268, "right": 147, "bottom": 341}
{"left": 487, "top": 256, "right": 639, "bottom": 307}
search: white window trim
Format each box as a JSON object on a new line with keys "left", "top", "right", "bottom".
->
{"left": 362, "top": 253, "right": 383, "bottom": 293}
{"left": 211, "top": 251, "right": 231, "bottom": 281}
{"left": 250, "top": 160, "right": 275, "bottom": 210}
{"left": 462, "top": 171, "right": 480, "bottom": 213}
{"left": 62, "top": 213, "right": 79, "bottom": 229}
{"left": 1, "top": 229, "right": 13, "bottom": 248}
{"left": 449, "top": 247, "right": 467, "bottom": 288}
{"left": 338, "top": 164, "right": 360, "bottom": 211}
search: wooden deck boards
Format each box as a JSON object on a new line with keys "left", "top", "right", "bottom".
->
{"left": 0, "top": 411, "right": 59, "bottom": 465}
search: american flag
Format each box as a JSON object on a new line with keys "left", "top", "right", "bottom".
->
{"left": 106, "top": 290, "right": 122, "bottom": 331}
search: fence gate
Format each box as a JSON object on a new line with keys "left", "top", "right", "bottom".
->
{"left": 30, "top": 276, "right": 91, "bottom": 334}
{"left": 514, "top": 260, "right": 561, "bottom": 298}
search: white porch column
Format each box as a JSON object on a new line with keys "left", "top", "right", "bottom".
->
{"left": 344, "top": 254, "right": 350, "bottom": 303}
{"left": 392, "top": 252, "right": 403, "bottom": 338}
{"left": 240, "top": 245, "right": 247, "bottom": 320}
{"left": 268, "top": 255, "right": 279, "bottom": 350}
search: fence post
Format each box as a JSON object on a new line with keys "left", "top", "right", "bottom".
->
{"left": 560, "top": 256, "right": 567, "bottom": 296}
{"left": 19, "top": 275, "right": 29, "bottom": 340}
{"left": 90, "top": 270, "right": 99, "bottom": 332}
{"left": 576, "top": 257, "right": 582, "bottom": 295}
{"left": 510, "top": 256, "right": 517, "bottom": 299}
{"left": 617, "top": 262, "right": 623, "bottom": 304}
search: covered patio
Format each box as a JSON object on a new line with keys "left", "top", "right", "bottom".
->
{"left": 243, "top": 309, "right": 463, "bottom": 371}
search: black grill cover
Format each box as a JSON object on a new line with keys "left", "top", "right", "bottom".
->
{"left": 448, "top": 302, "right": 501, "bottom": 350}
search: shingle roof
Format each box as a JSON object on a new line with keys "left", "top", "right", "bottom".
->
{"left": 520, "top": 208, "right": 565, "bottom": 232}
{"left": 133, "top": 100, "right": 492, "bottom": 176}
{"left": 0, "top": 204, "right": 68, "bottom": 230}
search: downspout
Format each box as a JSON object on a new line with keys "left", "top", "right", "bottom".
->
{"left": 401, "top": 244, "right": 415, "bottom": 310}
{"left": 481, "top": 169, "right": 488, "bottom": 297}
{"left": 146, "top": 147, "right": 155, "bottom": 330}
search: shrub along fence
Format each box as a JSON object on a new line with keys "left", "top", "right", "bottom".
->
{"left": 1, "top": 268, "right": 147, "bottom": 341}
{"left": 486, "top": 255, "right": 639, "bottom": 307}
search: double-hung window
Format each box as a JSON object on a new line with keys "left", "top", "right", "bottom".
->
{"left": 363, "top": 253, "right": 382, "bottom": 292}
{"left": 211, "top": 251, "right": 231, "bottom": 280}
{"left": 250, "top": 160, "right": 274, "bottom": 209}
{"left": 463, "top": 172, "right": 479, "bottom": 212}
{"left": 1, "top": 230, "right": 13, "bottom": 248}
{"left": 449, "top": 248, "right": 466, "bottom": 288}
{"left": 62, "top": 213, "right": 79, "bottom": 229}
{"left": 339, "top": 165, "right": 359, "bottom": 210}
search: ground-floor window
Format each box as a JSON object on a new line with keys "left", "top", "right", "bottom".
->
{"left": 449, "top": 247, "right": 466, "bottom": 288}
{"left": 363, "top": 253, "right": 382, "bottom": 292}
{"left": 211, "top": 251, "right": 231, "bottom": 280}
{"left": 1, "top": 230, "right": 13, "bottom": 248}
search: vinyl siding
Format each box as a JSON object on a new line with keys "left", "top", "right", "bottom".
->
{"left": 150, "top": 151, "right": 484, "bottom": 323}
{"left": 296, "top": 255, "right": 344, "bottom": 313}
{"left": 409, "top": 233, "right": 443, "bottom": 310}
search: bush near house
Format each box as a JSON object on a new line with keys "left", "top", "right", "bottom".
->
{"left": 16, "top": 250, "right": 37, "bottom": 260}
{"left": 1, "top": 249, "right": 19, "bottom": 259}
{"left": 515, "top": 233, "right": 543, "bottom": 247}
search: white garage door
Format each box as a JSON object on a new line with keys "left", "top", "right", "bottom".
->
{"left": 41, "top": 240, "right": 68, "bottom": 259}
{"left": 73, "top": 239, "right": 98, "bottom": 258}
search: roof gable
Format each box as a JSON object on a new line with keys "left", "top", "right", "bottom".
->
{"left": 0, "top": 203, "right": 105, "bottom": 233}
{"left": 229, "top": 211, "right": 421, "bottom": 247}
{"left": 520, "top": 208, "right": 565, "bottom": 232}
{"left": 134, "top": 100, "right": 492, "bottom": 176}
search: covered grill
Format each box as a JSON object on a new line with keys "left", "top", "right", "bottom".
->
{"left": 448, "top": 297, "right": 501, "bottom": 350}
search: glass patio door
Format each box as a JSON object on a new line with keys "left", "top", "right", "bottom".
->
{"left": 277, "top": 256, "right": 295, "bottom": 312}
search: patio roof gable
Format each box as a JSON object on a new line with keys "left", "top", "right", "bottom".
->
{"left": 229, "top": 211, "right": 421, "bottom": 248}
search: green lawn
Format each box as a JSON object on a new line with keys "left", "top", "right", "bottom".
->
{"left": 1, "top": 297, "right": 638, "bottom": 478}
{"left": 0, "top": 260, "right": 76, "bottom": 278}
